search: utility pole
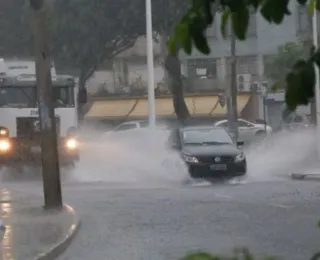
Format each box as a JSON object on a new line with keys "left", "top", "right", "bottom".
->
{"left": 30, "top": 0, "right": 62, "bottom": 208}
{"left": 227, "top": 31, "right": 239, "bottom": 140}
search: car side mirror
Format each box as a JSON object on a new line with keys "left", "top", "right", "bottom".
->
{"left": 237, "top": 141, "right": 244, "bottom": 146}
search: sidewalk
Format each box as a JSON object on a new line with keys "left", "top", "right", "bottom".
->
{"left": 291, "top": 159, "right": 320, "bottom": 180}
{"left": 0, "top": 188, "right": 80, "bottom": 260}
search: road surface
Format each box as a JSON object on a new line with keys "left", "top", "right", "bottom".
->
{"left": 2, "top": 176, "right": 320, "bottom": 260}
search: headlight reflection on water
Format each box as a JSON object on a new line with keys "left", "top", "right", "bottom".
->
{"left": 0, "top": 189, "right": 13, "bottom": 260}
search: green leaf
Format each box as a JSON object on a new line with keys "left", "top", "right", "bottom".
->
{"left": 261, "top": 0, "right": 289, "bottom": 24}
{"left": 174, "top": 23, "right": 192, "bottom": 54}
{"left": 316, "top": 0, "right": 320, "bottom": 11}
{"left": 317, "top": 219, "right": 320, "bottom": 228}
{"left": 308, "top": 0, "right": 316, "bottom": 14}
{"left": 220, "top": 9, "right": 231, "bottom": 39}
{"left": 191, "top": 30, "right": 210, "bottom": 54}
{"left": 182, "top": 252, "right": 215, "bottom": 260}
{"left": 168, "top": 37, "right": 178, "bottom": 55}
{"left": 231, "top": 7, "right": 249, "bottom": 40}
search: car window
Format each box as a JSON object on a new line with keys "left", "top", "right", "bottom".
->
{"left": 115, "top": 124, "right": 136, "bottom": 131}
{"left": 216, "top": 121, "right": 228, "bottom": 127}
{"left": 182, "top": 128, "right": 233, "bottom": 144}
{"left": 238, "top": 120, "right": 252, "bottom": 127}
{"left": 293, "top": 115, "right": 303, "bottom": 123}
{"left": 283, "top": 113, "right": 295, "bottom": 124}
{"left": 139, "top": 121, "right": 149, "bottom": 128}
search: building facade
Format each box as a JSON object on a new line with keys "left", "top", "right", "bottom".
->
{"left": 179, "top": 1, "right": 313, "bottom": 92}
{"left": 88, "top": 2, "right": 315, "bottom": 96}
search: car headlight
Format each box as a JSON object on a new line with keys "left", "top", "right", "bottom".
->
{"left": 0, "top": 127, "right": 8, "bottom": 137}
{"left": 235, "top": 152, "right": 245, "bottom": 162}
{"left": 0, "top": 139, "right": 10, "bottom": 151}
{"left": 65, "top": 138, "right": 78, "bottom": 150}
{"left": 182, "top": 154, "right": 199, "bottom": 163}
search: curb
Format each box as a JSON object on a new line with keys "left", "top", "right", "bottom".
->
{"left": 291, "top": 173, "right": 320, "bottom": 181}
{"left": 32, "top": 204, "right": 81, "bottom": 260}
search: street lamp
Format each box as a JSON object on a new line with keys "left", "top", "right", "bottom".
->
{"left": 312, "top": 9, "right": 320, "bottom": 157}
{"left": 146, "top": 0, "right": 156, "bottom": 128}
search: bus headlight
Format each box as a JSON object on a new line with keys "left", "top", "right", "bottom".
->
{"left": 0, "top": 140, "right": 10, "bottom": 151}
{"left": 0, "top": 127, "right": 8, "bottom": 137}
{"left": 65, "top": 138, "right": 78, "bottom": 150}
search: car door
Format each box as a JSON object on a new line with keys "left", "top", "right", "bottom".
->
{"left": 238, "top": 119, "right": 256, "bottom": 142}
{"left": 214, "top": 120, "right": 228, "bottom": 129}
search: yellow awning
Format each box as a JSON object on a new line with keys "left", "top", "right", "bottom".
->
{"left": 85, "top": 94, "right": 251, "bottom": 118}
{"left": 129, "top": 100, "right": 148, "bottom": 117}
{"left": 85, "top": 100, "right": 136, "bottom": 118}
{"left": 193, "top": 96, "right": 218, "bottom": 115}
{"left": 212, "top": 95, "right": 250, "bottom": 115}
{"left": 155, "top": 99, "right": 174, "bottom": 116}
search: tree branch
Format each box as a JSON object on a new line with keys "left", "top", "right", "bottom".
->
{"left": 79, "top": 35, "right": 139, "bottom": 85}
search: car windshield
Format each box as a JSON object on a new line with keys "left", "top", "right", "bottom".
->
{"left": 182, "top": 128, "right": 233, "bottom": 145}
{"left": 0, "top": 85, "right": 74, "bottom": 108}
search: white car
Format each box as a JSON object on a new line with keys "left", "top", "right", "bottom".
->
{"left": 113, "top": 120, "right": 149, "bottom": 132}
{"left": 214, "top": 118, "right": 272, "bottom": 143}
{"left": 113, "top": 120, "right": 170, "bottom": 132}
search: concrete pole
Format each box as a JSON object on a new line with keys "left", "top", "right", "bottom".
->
{"left": 146, "top": 0, "right": 156, "bottom": 128}
{"left": 312, "top": 9, "right": 320, "bottom": 158}
{"left": 227, "top": 32, "right": 239, "bottom": 140}
{"left": 30, "top": 0, "right": 62, "bottom": 208}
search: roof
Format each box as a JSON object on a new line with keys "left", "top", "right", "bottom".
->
{"left": 180, "top": 125, "right": 225, "bottom": 131}
{"left": 0, "top": 74, "right": 75, "bottom": 87}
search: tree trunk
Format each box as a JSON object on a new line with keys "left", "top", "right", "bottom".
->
{"left": 77, "top": 69, "right": 88, "bottom": 124}
{"left": 165, "top": 53, "right": 190, "bottom": 124}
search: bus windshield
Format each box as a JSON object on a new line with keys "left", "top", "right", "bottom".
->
{"left": 0, "top": 86, "right": 37, "bottom": 108}
{"left": 0, "top": 86, "right": 74, "bottom": 108}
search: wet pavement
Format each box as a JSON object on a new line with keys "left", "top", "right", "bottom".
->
{"left": 4, "top": 178, "right": 320, "bottom": 260}
{"left": 0, "top": 188, "right": 78, "bottom": 260}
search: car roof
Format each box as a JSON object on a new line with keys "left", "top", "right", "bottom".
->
{"left": 120, "top": 120, "right": 147, "bottom": 125}
{"left": 180, "top": 125, "right": 227, "bottom": 131}
{"left": 215, "top": 118, "right": 247, "bottom": 123}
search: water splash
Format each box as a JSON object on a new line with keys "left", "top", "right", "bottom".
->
{"left": 69, "top": 127, "right": 189, "bottom": 187}
{"left": 245, "top": 128, "right": 317, "bottom": 182}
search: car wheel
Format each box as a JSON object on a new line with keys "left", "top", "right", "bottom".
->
{"left": 255, "top": 130, "right": 266, "bottom": 137}
{"left": 230, "top": 175, "right": 247, "bottom": 184}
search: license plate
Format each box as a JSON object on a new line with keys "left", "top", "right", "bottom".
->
{"left": 210, "top": 164, "right": 227, "bottom": 171}
{"left": 31, "top": 146, "right": 41, "bottom": 153}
